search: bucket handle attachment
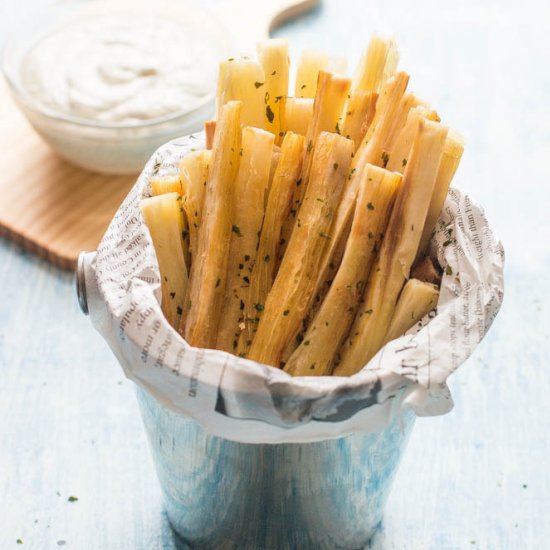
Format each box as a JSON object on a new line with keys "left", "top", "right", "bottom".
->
{"left": 76, "top": 250, "right": 96, "bottom": 315}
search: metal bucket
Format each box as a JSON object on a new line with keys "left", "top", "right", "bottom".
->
{"left": 136, "top": 387, "right": 415, "bottom": 550}
{"left": 77, "top": 252, "right": 416, "bottom": 548}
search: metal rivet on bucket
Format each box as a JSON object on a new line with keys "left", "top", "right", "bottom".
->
{"left": 76, "top": 251, "right": 89, "bottom": 315}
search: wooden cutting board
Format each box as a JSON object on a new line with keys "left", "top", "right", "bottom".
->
{"left": 0, "top": 0, "right": 318, "bottom": 271}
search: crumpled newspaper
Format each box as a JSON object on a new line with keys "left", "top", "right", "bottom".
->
{"left": 83, "top": 133, "right": 504, "bottom": 444}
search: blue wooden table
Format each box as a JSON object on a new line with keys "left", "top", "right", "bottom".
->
{"left": 1, "top": 1, "right": 549, "bottom": 548}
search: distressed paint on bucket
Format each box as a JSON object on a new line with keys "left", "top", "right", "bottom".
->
{"left": 136, "top": 387, "right": 415, "bottom": 549}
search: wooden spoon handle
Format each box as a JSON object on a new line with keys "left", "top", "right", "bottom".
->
{"left": 218, "top": 0, "right": 319, "bottom": 53}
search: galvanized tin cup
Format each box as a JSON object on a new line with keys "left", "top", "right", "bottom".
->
{"left": 77, "top": 251, "right": 416, "bottom": 549}
{"left": 136, "top": 387, "right": 415, "bottom": 550}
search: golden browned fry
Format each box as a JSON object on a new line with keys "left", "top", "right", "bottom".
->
{"left": 382, "top": 92, "right": 427, "bottom": 155}
{"left": 411, "top": 255, "right": 442, "bottom": 286}
{"left": 305, "top": 71, "right": 351, "bottom": 155}
{"left": 280, "top": 97, "right": 314, "bottom": 137}
{"left": 300, "top": 71, "right": 351, "bottom": 194}
{"left": 352, "top": 35, "right": 399, "bottom": 93}
{"left": 140, "top": 192, "right": 189, "bottom": 330}
{"left": 247, "top": 132, "right": 354, "bottom": 366}
{"left": 384, "top": 279, "right": 439, "bottom": 344}
{"left": 179, "top": 149, "right": 211, "bottom": 263}
{"left": 217, "top": 58, "right": 266, "bottom": 128}
{"left": 311, "top": 72, "right": 410, "bottom": 307}
{"left": 267, "top": 145, "right": 281, "bottom": 200}
{"left": 278, "top": 71, "right": 352, "bottom": 261}
{"left": 182, "top": 101, "right": 242, "bottom": 348}
{"left": 216, "top": 127, "right": 275, "bottom": 353}
{"left": 204, "top": 120, "right": 216, "bottom": 150}
{"left": 417, "top": 129, "right": 465, "bottom": 256}
{"left": 386, "top": 106, "right": 440, "bottom": 172}
{"left": 342, "top": 90, "right": 378, "bottom": 149}
{"left": 334, "top": 119, "right": 448, "bottom": 376}
{"left": 284, "top": 165, "right": 401, "bottom": 376}
{"left": 257, "top": 39, "right": 290, "bottom": 142}
{"left": 238, "top": 132, "right": 305, "bottom": 356}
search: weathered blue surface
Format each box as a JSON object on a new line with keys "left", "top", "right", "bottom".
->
{"left": 1, "top": 0, "right": 550, "bottom": 548}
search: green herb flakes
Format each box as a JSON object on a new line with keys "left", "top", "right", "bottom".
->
{"left": 266, "top": 105, "right": 275, "bottom": 124}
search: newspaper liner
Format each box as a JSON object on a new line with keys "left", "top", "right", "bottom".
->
{"left": 83, "top": 132, "right": 504, "bottom": 444}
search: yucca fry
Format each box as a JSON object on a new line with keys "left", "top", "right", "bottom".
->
{"left": 382, "top": 92, "right": 427, "bottom": 156}
{"left": 278, "top": 71, "right": 352, "bottom": 261}
{"left": 217, "top": 58, "right": 266, "bottom": 128}
{"left": 257, "top": 39, "right": 289, "bottom": 142}
{"left": 205, "top": 120, "right": 216, "bottom": 149}
{"left": 384, "top": 279, "right": 439, "bottom": 344}
{"left": 411, "top": 255, "right": 441, "bottom": 286}
{"left": 295, "top": 49, "right": 329, "bottom": 98}
{"left": 386, "top": 106, "right": 440, "bottom": 172}
{"left": 417, "top": 129, "right": 465, "bottom": 256}
{"left": 179, "top": 149, "right": 211, "bottom": 261}
{"left": 352, "top": 35, "right": 399, "bottom": 93}
{"left": 238, "top": 132, "right": 304, "bottom": 356}
{"left": 334, "top": 119, "right": 448, "bottom": 376}
{"left": 336, "top": 72, "right": 409, "bottom": 232}
{"left": 216, "top": 127, "right": 274, "bottom": 353}
{"left": 306, "top": 71, "right": 351, "bottom": 146}
{"left": 247, "top": 132, "right": 354, "bottom": 366}
{"left": 311, "top": 72, "right": 409, "bottom": 305}
{"left": 284, "top": 166, "right": 401, "bottom": 376}
{"left": 149, "top": 174, "right": 190, "bottom": 267}
{"left": 150, "top": 174, "right": 182, "bottom": 196}
{"left": 182, "top": 101, "right": 242, "bottom": 348}
{"left": 141, "top": 193, "right": 189, "bottom": 330}
{"left": 297, "top": 71, "right": 351, "bottom": 203}
{"left": 280, "top": 97, "right": 314, "bottom": 136}
{"left": 267, "top": 145, "right": 281, "bottom": 197}
{"left": 342, "top": 90, "right": 378, "bottom": 149}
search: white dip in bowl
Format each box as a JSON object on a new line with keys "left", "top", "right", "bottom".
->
{"left": 2, "top": 1, "right": 228, "bottom": 174}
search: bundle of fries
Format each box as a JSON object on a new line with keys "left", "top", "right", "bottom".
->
{"left": 140, "top": 36, "right": 464, "bottom": 377}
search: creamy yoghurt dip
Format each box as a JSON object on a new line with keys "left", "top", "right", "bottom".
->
{"left": 20, "top": 15, "right": 218, "bottom": 124}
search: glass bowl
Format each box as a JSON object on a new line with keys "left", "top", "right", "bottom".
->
{"left": 1, "top": 1, "right": 228, "bottom": 175}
